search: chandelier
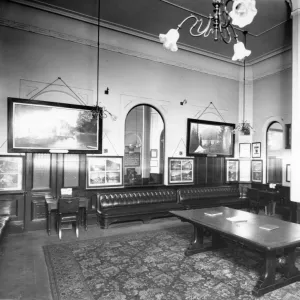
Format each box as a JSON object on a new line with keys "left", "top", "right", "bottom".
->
{"left": 159, "top": 0, "right": 257, "bottom": 61}
{"left": 232, "top": 31, "right": 254, "bottom": 135}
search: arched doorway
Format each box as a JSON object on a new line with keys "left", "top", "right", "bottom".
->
{"left": 124, "top": 105, "right": 165, "bottom": 186}
{"left": 266, "top": 122, "right": 283, "bottom": 183}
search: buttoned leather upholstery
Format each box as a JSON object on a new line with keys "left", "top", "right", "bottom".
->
{"left": 177, "top": 186, "right": 248, "bottom": 209}
{"left": 96, "top": 189, "right": 181, "bottom": 228}
{"left": 0, "top": 201, "right": 11, "bottom": 242}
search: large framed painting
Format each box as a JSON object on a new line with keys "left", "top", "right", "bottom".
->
{"left": 86, "top": 156, "right": 123, "bottom": 188}
{"left": 168, "top": 157, "right": 194, "bottom": 184}
{"left": 7, "top": 98, "right": 102, "bottom": 153}
{"left": 251, "top": 160, "right": 263, "bottom": 183}
{"left": 0, "top": 155, "right": 24, "bottom": 192}
{"left": 187, "top": 119, "right": 235, "bottom": 157}
{"left": 226, "top": 159, "right": 239, "bottom": 183}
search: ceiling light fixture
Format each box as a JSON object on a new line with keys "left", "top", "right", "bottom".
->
{"left": 233, "top": 31, "right": 254, "bottom": 135}
{"left": 159, "top": 0, "right": 257, "bottom": 61}
{"left": 93, "top": 0, "right": 117, "bottom": 121}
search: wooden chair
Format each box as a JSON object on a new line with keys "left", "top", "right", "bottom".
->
{"left": 258, "top": 190, "right": 278, "bottom": 216}
{"left": 57, "top": 197, "right": 80, "bottom": 240}
{"left": 246, "top": 188, "right": 260, "bottom": 214}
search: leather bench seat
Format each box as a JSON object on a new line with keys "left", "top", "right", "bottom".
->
{"left": 178, "top": 186, "right": 248, "bottom": 210}
{"left": 0, "top": 200, "right": 11, "bottom": 242}
{"left": 96, "top": 189, "right": 181, "bottom": 228}
{"left": 100, "top": 202, "right": 180, "bottom": 216}
{"left": 0, "top": 216, "right": 10, "bottom": 241}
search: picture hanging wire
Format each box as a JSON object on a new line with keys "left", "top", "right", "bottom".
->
{"left": 102, "top": 132, "right": 119, "bottom": 156}
{"left": 171, "top": 138, "right": 186, "bottom": 157}
{"left": 28, "top": 77, "right": 86, "bottom": 106}
{"left": 194, "top": 102, "right": 226, "bottom": 122}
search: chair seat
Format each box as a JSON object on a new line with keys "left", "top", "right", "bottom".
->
{"left": 61, "top": 215, "right": 78, "bottom": 222}
{"left": 57, "top": 197, "right": 80, "bottom": 239}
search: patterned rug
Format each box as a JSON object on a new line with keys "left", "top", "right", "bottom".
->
{"left": 43, "top": 224, "right": 300, "bottom": 300}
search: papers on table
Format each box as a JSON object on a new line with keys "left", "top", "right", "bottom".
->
{"left": 259, "top": 224, "right": 279, "bottom": 231}
{"left": 226, "top": 216, "right": 248, "bottom": 223}
{"left": 204, "top": 211, "right": 223, "bottom": 217}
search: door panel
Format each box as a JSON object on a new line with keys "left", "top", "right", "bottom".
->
{"left": 24, "top": 153, "right": 57, "bottom": 231}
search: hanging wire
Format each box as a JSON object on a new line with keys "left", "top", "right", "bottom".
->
{"left": 28, "top": 77, "right": 86, "bottom": 106}
{"left": 195, "top": 102, "right": 226, "bottom": 122}
{"left": 171, "top": 138, "right": 186, "bottom": 157}
{"left": 242, "top": 31, "right": 247, "bottom": 122}
{"left": 96, "top": 0, "right": 100, "bottom": 110}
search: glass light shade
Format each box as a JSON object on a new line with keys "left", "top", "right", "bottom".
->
{"left": 159, "top": 28, "right": 179, "bottom": 52}
{"left": 229, "top": 0, "right": 257, "bottom": 28}
{"left": 232, "top": 41, "right": 251, "bottom": 61}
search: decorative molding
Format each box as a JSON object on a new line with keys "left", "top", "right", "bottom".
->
{"left": 0, "top": 18, "right": 240, "bottom": 81}
{"left": 0, "top": 13, "right": 292, "bottom": 82}
{"left": 291, "top": 7, "right": 300, "bottom": 16}
{"left": 10, "top": 0, "right": 293, "bottom": 66}
{"left": 253, "top": 63, "right": 292, "bottom": 81}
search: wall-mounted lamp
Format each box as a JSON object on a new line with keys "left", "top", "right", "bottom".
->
{"left": 104, "top": 88, "right": 109, "bottom": 95}
{"left": 180, "top": 99, "right": 187, "bottom": 105}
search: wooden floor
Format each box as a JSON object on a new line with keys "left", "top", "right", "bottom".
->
{"left": 0, "top": 217, "right": 182, "bottom": 300}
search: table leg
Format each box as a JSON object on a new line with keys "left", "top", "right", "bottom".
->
{"left": 282, "top": 247, "right": 300, "bottom": 278}
{"left": 185, "top": 225, "right": 204, "bottom": 256}
{"left": 84, "top": 207, "right": 88, "bottom": 231}
{"left": 253, "top": 250, "right": 276, "bottom": 296}
{"left": 47, "top": 210, "right": 51, "bottom": 236}
{"left": 253, "top": 247, "right": 300, "bottom": 296}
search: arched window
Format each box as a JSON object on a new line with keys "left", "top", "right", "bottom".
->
{"left": 266, "top": 122, "right": 283, "bottom": 183}
{"left": 124, "top": 105, "right": 165, "bottom": 186}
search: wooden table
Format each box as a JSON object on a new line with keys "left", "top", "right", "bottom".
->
{"left": 45, "top": 196, "right": 89, "bottom": 235}
{"left": 170, "top": 207, "right": 300, "bottom": 297}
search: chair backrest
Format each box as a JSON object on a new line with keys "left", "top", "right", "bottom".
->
{"left": 246, "top": 188, "right": 260, "bottom": 201}
{"left": 58, "top": 197, "right": 80, "bottom": 214}
{"left": 258, "top": 190, "right": 275, "bottom": 206}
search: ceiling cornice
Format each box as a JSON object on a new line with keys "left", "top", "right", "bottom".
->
{"left": 9, "top": 0, "right": 292, "bottom": 66}
{"left": 0, "top": 17, "right": 240, "bottom": 81}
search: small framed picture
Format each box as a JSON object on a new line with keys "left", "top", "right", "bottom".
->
{"left": 239, "top": 160, "right": 251, "bottom": 183}
{"left": 251, "top": 160, "right": 263, "bottom": 183}
{"left": 285, "top": 124, "right": 291, "bottom": 149}
{"left": 252, "top": 142, "right": 261, "bottom": 158}
{"left": 239, "top": 143, "right": 251, "bottom": 158}
{"left": 150, "top": 149, "right": 158, "bottom": 158}
{"left": 86, "top": 156, "right": 123, "bottom": 189}
{"left": 0, "top": 155, "right": 24, "bottom": 192}
{"left": 168, "top": 157, "right": 194, "bottom": 184}
{"left": 286, "top": 164, "right": 291, "bottom": 182}
{"left": 226, "top": 159, "right": 239, "bottom": 183}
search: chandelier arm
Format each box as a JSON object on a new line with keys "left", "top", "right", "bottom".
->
{"left": 189, "top": 16, "right": 213, "bottom": 37}
{"left": 178, "top": 15, "right": 197, "bottom": 29}
{"left": 219, "top": 27, "right": 232, "bottom": 44}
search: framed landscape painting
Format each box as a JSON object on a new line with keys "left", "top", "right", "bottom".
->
{"left": 86, "top": 156, "right": 123, "bottom": 188}
{"left": 251, "top": 160, "right": 263, "bottom": 183}
{"left": 0, "top": 155, "right": 24, "bottom": 192}
{"left": 168, "top": 157, "right": 194, "bottom": 184}
{"left": 226, "top": 159, "right": 239, "bottom": 183}
{"left": 187, "top": 119, "right": 235, "bottom": 157}
{"left": 7, "top": 98, "right": 102, "bottom": 153}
